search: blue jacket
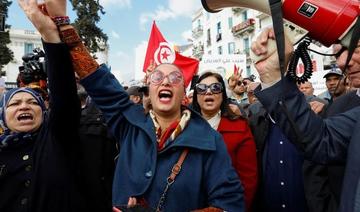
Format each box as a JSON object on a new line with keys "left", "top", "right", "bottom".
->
{"left": 255, "top": 76, "right": 360, "bottom": 212}
{"left": 81, "top": 66, "right": 244, "bottom": 211}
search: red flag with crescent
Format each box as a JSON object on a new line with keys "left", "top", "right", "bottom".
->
{"left": 143, "top": 21, "right": 199, "bottom": 87}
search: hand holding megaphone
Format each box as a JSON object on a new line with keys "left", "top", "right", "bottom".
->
{"left": 251, "top": 27, "right": 294, "bottom": 84}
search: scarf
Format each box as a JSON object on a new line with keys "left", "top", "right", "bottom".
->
{"left": 0, "top": 87, "right": 46, "bottom": 148}
{"left": 149, "top": 109, "right": 191, "bottom": 151}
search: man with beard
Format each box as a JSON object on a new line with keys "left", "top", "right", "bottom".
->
{"left": 229, "top": 76, "right": 249, "bottom": 105}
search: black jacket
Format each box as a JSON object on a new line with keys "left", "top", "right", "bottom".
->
{"left": 0, "top": 43, "right": 85, "bottom": 212}
{"left": 77, "top": 101, "right": 118, "bottom": 212}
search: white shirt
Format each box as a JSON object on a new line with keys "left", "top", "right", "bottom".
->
{"left": 206, "top": 111, "right": 222, "bottom": 130}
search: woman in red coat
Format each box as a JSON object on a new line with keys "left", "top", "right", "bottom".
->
{"left": 192, "top": 71, "right": 258, "bottom": 212}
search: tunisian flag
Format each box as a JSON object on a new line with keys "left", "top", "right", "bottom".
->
{"left": 143, "top": 21, "right": 199, "bottom": 87}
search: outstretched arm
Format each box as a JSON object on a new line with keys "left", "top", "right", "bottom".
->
{"left": 251, "top": 27, "right": 358, "bottom": 163}
{"left": 18, "top": 0, "right": 60, "bottom": 43}
{"left": 18, "top": 0, "right": 80, "bottom": 138}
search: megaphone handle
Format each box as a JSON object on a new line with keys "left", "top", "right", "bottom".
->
{"left": 250, "top": 39, "right": 277, "bottom": 64}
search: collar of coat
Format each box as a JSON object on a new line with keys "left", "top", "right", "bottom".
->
{"left": 122, "top": 105, "right": 217, "bottom": 152}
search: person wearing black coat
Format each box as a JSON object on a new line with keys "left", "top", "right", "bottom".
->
{"left": 0, "top": 43, "right": 86, "bottom": 211}
{"left": 248, "top": 101, "right": 308, "bottom": 212}
{"left": 0, "top": 0, "right": 91, "bottom": 211}
{"left": 77, "top": 98, "right": 118, "bottom": 212}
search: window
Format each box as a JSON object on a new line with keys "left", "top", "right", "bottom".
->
{"left": 228, "top": 42, "right": 235, "bottom": 54}
{"left": 243, "top": 38, "right": 250, "bottom": 54}
{"left": 228, "top": 17, "right": 233, "bottom": 29}
{"left": 246, "top": 65, "right": 251, "bottom": 76}
{"left": 242, "top": 11, "right": 248, "bottom": 21}
{"left": 207, "top": 29, "right": 211, "bottom": 46}
{"left": 217, "top": 22, "right": 222, "bottom": 34}
{"left": 216, "top": 22, "right": 222, "bottom": 42}
{"left": 218, "top": 46, "right": 223, "bottom": 55}
{"left": 24, "top": 43, "right": 34, "bottom": 54}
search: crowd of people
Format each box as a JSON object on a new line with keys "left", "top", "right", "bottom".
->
{"left": 0, "top": 0, "right": 359, "bottom": 211}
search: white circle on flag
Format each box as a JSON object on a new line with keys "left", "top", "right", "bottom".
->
{"left": 154, "top": 42, "right": 175, "bottom": 65}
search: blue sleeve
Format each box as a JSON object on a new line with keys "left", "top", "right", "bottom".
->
{"left": 255, "top": 76, "right": 359, "bottom": 163}
{"left": 80, "top": 66, "right": 138, "bottom": 140}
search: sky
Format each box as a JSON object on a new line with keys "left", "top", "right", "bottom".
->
{"left": 8, "top": 0, "right": 202, "bottom": 83}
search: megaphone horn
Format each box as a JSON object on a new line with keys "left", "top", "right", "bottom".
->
{"left": 201, "top": 0, "right": 360, "bottom": 48}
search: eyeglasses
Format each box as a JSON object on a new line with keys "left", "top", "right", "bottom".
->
{"left": 149, "top": 70, "right": 183, "bottom": 85}
{"left": 237, "top": 80, "right": 248, "bottom": 86}
{"left": 195, "top": 83, "right": 223, "bottom": 95}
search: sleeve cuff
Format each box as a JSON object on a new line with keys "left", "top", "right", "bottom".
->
{"left": 260, "top": 77, "right": 281, "bottom": 90}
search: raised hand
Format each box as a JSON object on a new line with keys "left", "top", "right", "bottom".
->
{"left": 228, "top": 73, "right": 243, "bottom": 90}
{"left": 251, "top": 28, "right": 293, "bottom": 84}
{"left": 18, "top": 0, "right": 60, "bottom": 43}
{"left": 309, "top": 100, "right": 326, "bottom": 114}
{"left": 143, "top": 59, "right": 157, "bottom": 84}
{"left": 44, "top": 0, "right": 66, "bottom": 18}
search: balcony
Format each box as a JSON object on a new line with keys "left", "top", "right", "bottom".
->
{"left": 256, "top": 12, "right": 269, "bottom": 20}
{"left": 192, "top": 25, "right": 204, "bottom": 39}
{"left": 232, "top": 18, "right": 256, "bottom": 37}
{"left": 235, "top": 48, "right": 250, "bottom": 57}
{"left": 216, "top": 33, "right": 222, "bottom": 42}
{"left": 192, "top": 43, "right": 204, "bottom": 59}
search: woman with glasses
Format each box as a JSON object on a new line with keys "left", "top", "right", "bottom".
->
{"left": 192, "top": 72, "right": 258, "bottom": 212}
{"left": 18, "top": 0, "right": 245, "bottom": 211}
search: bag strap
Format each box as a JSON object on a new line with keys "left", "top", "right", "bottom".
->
{"left": 268, "top": 0, "right": 304, "bottom": 150}
{"left": 168, "top": 149, "right": 189, "bottom": 182}
{"left": 156, "top": 148, "right": 189, "bottom": 212}
{"left": 268, "top": 0, "right": 286, "bottom": 76}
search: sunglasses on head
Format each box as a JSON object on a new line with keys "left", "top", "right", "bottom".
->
{"left": 149, "top": 70, "right": 183, "bottom": 85}
{"left": 195, "top": 83, "right": 223, "bottom": 95}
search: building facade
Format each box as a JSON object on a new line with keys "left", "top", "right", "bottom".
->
{"left": 191, "top": 8, "right": 263, "bottom": 78}
{"left": 191, "top": 7, "right": 334, "bottom": 94}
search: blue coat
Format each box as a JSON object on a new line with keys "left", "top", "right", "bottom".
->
{"left": 255, "top": 76, "right": 360, "bottom": 212}
{"left": 81, "top": 66, "right": 244, "bottom": 211}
